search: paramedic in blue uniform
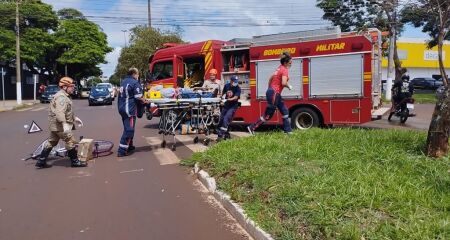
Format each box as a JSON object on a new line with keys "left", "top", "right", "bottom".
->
{"left": 117, "top": 67, "right": 148, "bottom": 157}
{"left": 217, "top": 75, "right": 241, "bottom": 141}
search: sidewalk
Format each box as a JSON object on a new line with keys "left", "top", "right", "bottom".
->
{"left": 361, "top": 103, "right": 435, "bottom": 131}
{"left": 0, "top": 100, "right": 39, "bottom": 112}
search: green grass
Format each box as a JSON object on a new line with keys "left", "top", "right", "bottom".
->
{"left": 183, "top": 129, "right": 450, "bottom": 240}
{"left": 12, "top": 104, "right": 32, "bottom": 110}
{"left": 414, "top": 93, "right": 437, "bottom": 104}
{"left": 382, "top": 93, "right": 437, "bottom": 104}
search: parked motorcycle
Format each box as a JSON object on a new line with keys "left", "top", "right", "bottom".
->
{"left": 388, "top": 97, "right": 415, "bottom": 123}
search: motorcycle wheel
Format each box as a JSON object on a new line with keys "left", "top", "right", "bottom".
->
{"left": 400, "top": 109, "right": 409, "bottom": 123}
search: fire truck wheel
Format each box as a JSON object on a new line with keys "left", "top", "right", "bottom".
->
{"left": 291, "top": 108, "right": 320, "bottom": 130}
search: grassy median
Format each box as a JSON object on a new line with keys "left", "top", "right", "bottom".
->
{"left": 183, "top": 128, "right": 449, "bottom": 240}
{"left": 414, "top": 93, "right": 437, "bottom": 104}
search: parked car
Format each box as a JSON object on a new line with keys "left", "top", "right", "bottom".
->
{"left": 88, "top": 86, "right": 112, "bottom": 106}
{"left": 40, "top": 85, "right": 59, "bottom": 103}
{"left": 96, "top": 83, "right": 115, "bottom": 100}
{"left": 410, "top": 77, "right": 443, "bottom": 90}
{"left": 80, "top": 87, "right": 91, "bottom": 98}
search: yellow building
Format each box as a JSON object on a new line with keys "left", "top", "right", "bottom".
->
{"left": 382, "top": 38, "right": 450, "bottom": 79}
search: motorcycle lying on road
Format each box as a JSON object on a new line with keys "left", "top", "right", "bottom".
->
{"left": 388, "top": 97, "right": 415, "bottom": 123}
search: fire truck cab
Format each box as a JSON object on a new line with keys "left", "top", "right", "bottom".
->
{"left": 146, "top": 27, "right": 384, "bottom": 129}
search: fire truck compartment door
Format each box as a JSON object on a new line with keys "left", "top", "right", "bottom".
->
{"left": 174, "top": 55, "right": 184, "bottom": 78}
{"left": 256, "top": 59, "right": 303, "bottom": 99}
{"left": 174, "top": 55, "right": 184, "bottom": 87}
{"left": 330, "top": 100, "right": 361, "bottom": 123}
{"left": 309, "top": 54, "right": 363, "bottom": 97}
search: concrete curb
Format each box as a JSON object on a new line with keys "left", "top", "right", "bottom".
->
{"left": 0, "top": 101, "right": 38, "bottom": 112}
{"left": 194, "top": 163, "right": 274, "bottom": 240}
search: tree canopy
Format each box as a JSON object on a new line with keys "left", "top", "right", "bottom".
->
{"left": 316, "top": 0, "right": 406, "bottom": 80}
{"left": 316, "top": 0, "right": 393, "bottom": 32}
{"left": 113, "top": 26, "right": 183, "bottom": 80}
{"left": 0, "top": 1, "right": 112, "bottom": 82}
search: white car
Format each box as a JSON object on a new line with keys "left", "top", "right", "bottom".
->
{"left": 96, "top": 83, "right": 115, "bottom": 100}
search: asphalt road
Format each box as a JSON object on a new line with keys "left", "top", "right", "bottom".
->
{"left": 0, "top": 99, "right": 250, "bottom": 240}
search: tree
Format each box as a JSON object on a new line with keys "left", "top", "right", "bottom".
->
{"left": 54, "top": 15, "right": 113, "bottom": 81}
{"left": 0, "top": 2, "right": 112, "bottom": 82}
{"left": 108, "top": 74, "right": 121, "bottom": 86}
{"left": 316, "top": 0, "right": 405, "bottom": 80}
{"left": 0, "top": 0, "right": 58, "bottom": 72}
{"left": 114, "top": 26, "right": 183, "bottom": 80}
{"left": 402, "top": 0, "right": 450, "bottom": 157}
{"left": 88, "top": 76, "right": 102, "bottom": 87}
{"left": 57, "top": 8, "right": 85, "bottom": 20}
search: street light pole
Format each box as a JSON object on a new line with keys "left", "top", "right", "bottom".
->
{"left": 1, "top": 67, "right": 5, "bottom": 106}
{"left": 15, "top": 0, "right": 22, "bottom": 105}
{"left": 148, "top": 0, "right": 151, "bottom": 28}
{"left": 121, "top": 30, "right": 128, "bottom": 48}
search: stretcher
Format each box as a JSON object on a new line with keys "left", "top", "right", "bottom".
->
{"left": 150, "top": 97, "right": 222, "bottom": 151}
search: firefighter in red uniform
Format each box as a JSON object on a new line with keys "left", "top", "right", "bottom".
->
{"left": 247, "top": 52, "right": 293, "bottom": 135}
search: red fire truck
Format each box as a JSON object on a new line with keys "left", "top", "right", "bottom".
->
{"left": 146, "top": 27, "right": 385, "bottom": 129}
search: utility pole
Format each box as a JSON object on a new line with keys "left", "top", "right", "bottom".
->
{"left": 385, "top": 0, "right": 397, "bottom": 101}
{"left": 1, "top": 67, "right": 5, "bottom": 106}
{"left": 148, "top": 0, "right": 151, "bottom": 28}
{"left": 15, "top": 0, "right": 22, "bottom": 105}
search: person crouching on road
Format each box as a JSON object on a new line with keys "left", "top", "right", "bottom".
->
{"left": 217, "top": 75, "right": 241, "bottom": 141}
{"left": 117, "top": 67, "right": 148, "bottom": 157}
{"left": 247, "top": 52, "right": 293, "bottom": 135}
{"left": 35, "top": 77, "right": 86, "bottom": 168}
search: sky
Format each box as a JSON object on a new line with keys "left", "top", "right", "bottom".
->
{"left": 42, "top": 0, "right": 430, "bottom": 78}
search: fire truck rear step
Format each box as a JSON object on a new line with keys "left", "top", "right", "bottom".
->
{"left": 371, "top": 107, "right": 390, "bottom": 120}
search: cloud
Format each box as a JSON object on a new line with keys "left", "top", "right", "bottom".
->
{"left": 99, "top": 47, "right": 122, "bottom": 78}
{"left": 44, "top": 0, "right": 331, "bottom": 77}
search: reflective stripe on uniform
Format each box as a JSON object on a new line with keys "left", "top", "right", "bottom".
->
{"left": 134, "top": 94, "right": 143, "bottom": 98}
{"left": 260, "top": 116, "right": 266, "bottom": 122}
{"left": 125, "top": 84, "right": 130, "bottom": 117}
{"left": 119, "top": 143, "right": 129, "bottom": 149}
{"left": 130, "top": 117, "right": 134, "bottom": 127}
{"left": 220, "top": 127, "right": 228, "bottom": 131}
{"left": 282, "top": 115, "right": 289, "bottom": 119}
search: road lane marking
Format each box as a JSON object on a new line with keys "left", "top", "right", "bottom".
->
{"left": 69, "top": 174, "right": 91, "bottom": 179}
{"left": 175, "top": 135, "right": 211, "bottom": 152}
{"left": 117, "top": 157, "right": 137, "bottom": 162}
{"left": 145, "top": 137, "right": 180, "bottom": 165}
{"left": 120, "top": 168, "right": 144, "bottom": 174}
